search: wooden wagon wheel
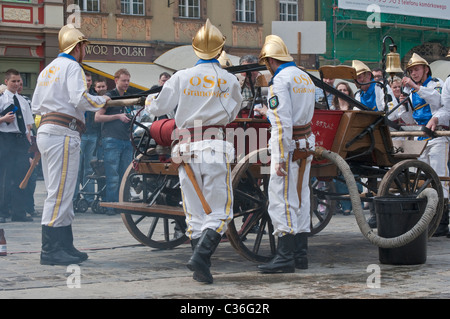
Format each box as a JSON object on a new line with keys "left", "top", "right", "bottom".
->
{"left": 227, "top": 148, "right": 275, "bottom": 263}
{"left": 309, "top": 178, "right": 336, "bottom": 235}
{"left": 119, "top": 155, "right": 188, "bottom": 249}
{"left": 377, "top": 159, "right": 444, "bottom": 237}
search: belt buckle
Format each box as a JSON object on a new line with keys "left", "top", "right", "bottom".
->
{"left": 68, "top": 119, "right": 78, "bottom": 131}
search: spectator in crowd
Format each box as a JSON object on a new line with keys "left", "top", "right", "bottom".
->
{"left": 332, "top": 81, "right": 364, "bottom": 215}
{"left": 0, "top": 69, "right": 34, "bottom": 223}
{"left": 372, "top": 68, "right": 383, "bottom": 82}
{"left": 239, "top": 55, "right": 260, "bottom": 102}
{"left": 73, "top": 72, "right": 103, "bottom": 210}
{"left": 315, "top": 78, "right": 335, "bottom": 109}
{"left": 332, "top": 82, "right": 354, "bottom": 111}
{"left": 389, "top": 76, "right": 402, "bottom": 104}
{"left": 95, "top": 68, "right": 134, "bottom": 216}
{"left": 151, "top": 72, "right": 171, "bottom": 90}
{"left": 94, "top": 77, "right": 108, "bottom": 96}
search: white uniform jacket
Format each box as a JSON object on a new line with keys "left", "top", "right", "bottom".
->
{"left": 401, "top": 77, "right": 445, "bottom": 126}
{"left": 266, "top": 63, "right": 315, "bottom": 163}
{"left": 32, "top": 55, "right": 107, "bottom": 134}
{"left": 145, "top": 61, "right": 243, "bottom": 160}
{"left": 436, "top": 77, "right": 450, "bottom": 126}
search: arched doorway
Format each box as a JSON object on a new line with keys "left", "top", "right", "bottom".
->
{"left": 403, "top": 42, "right": 448, "bottom": 66}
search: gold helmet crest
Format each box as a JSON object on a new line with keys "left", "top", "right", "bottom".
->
{"left": 258, "top": 35, "right": 293, "bottom": 65}
{"left": 192, "top": 19, "right": 226, "bottom": 60}
{"left": 218, "top": 51, "right": 233, "bottom": 68}
{"left": 58, "top": 24, "right": 90, "bottom": 54}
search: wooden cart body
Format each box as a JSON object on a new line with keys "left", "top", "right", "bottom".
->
{"left": 101, "top": 65, "right": 444, "bottom": 263}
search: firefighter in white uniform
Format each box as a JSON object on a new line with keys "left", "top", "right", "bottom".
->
{"left": 145, "top": 19, "right": 242, "bottom": 284}
{"left": 402, "top": 53, "right": 449, "bottom": 237}
{"left": 32, "top": 24, "right": 110, "bottom": 265}
{"left": 257, "top": 35, "right": 315, "bottom": 273}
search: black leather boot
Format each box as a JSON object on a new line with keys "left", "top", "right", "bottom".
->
{"left": 190, "top": 237, "right": 202, "bottom": 282}
{"left": 258, "top": 234, "right": 295, "bottom": 273}
{"left": 187, "top": 229, "right": 222, "bottom": 284}
{"left": 190, "top": 237, "right": 199, "bottom": 251}
{"left": 433, "top": 199, "right": 449, "bottom": 237}
{"left": 294, "top": 233, "right": 308, "bottom": 269}
{"left": 60, "top": 225, "right": 88, "bottom": 261}
{"left": 40, "top": 226, "right": 82, "bottom": 266}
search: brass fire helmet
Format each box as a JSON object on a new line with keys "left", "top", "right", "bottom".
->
{"left": 406, "top": 53, "right": 429, "bottom": 69}
{"left": 192, "top": 19, "right": 226, "bottom": 60}
{"left": 258, "top": 35, "right": 293, "bottom": 75}
{"left": 352, "top": 60, "right": 372, "bottom": 76}
{"left": 59, "top": 24, "right": 90, "bottom": 54}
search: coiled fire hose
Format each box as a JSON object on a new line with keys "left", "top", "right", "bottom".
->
{"left": 314, "top": 147, "right": 438, "bottom": 249}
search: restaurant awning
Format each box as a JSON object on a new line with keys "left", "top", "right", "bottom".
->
{"left": 82, "top": 61, "right": 173, "bottom": 91}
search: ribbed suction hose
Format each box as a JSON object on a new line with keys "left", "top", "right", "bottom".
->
{"left": 315, "top": 147, "right": 438, "bottom": 248}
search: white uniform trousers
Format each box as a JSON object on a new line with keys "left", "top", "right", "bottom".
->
{"left": 37, "top": 132, "right": 80, "bottom": 227}
{"left": 179, "top": 150, "right": 233, "bottom": 240}
{"left": 418, "top": 136, "right": 449, "bottom": 199}
{"left": 268, "top": 152, "right": 312, "bottom": 237}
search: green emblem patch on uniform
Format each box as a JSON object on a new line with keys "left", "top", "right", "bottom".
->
{"left": 269, "top": 96, "right": 279, "bottom": 109}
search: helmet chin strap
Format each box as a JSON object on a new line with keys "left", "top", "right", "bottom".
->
{"left": 264, "top": 58, "right": 274, "bottom": 76}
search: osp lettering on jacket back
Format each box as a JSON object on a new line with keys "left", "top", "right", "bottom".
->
{"left": 184, "top": 75, "right": 230, "bottom": 98}
{"left": 292, "top": 74, "right": 314, "bottom": 94}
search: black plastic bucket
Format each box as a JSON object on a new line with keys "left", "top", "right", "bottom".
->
{"left": 374, "top": 196, "right": 428, "bottom": 265}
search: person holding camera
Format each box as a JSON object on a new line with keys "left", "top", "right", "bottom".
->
{"left": 94, "top": 68, "right": 133, "bottom": 215}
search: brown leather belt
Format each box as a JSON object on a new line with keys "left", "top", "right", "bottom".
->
{"left": 176, "top": 125, "right": 225, "bottom": 143}
{"left": 292, "top": 123, "right": 314, "bottom": 161}
{"left": 292, "top": 123, "right": 312, "bottom": 140}
{"left": 40, "top": 112, "right": 86, "bottom": 135}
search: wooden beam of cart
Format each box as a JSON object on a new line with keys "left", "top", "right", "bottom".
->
{"left": 101, "top": 202, "right": 185, "bottom": 217}
{"left": 390, "top": 131, "right": 450, "bottom": 137}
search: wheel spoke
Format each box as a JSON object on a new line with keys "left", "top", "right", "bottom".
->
{"left": 164, "top": 218, "right": 170, "bottom": 242}
{"left": 238, "top": 212, "right": 263, "bottom": 239}
{"left": 147, "top": 217, "right": 159, "bottom": 239}
{"left": 235, "top": 188, "right": 265, "bottom": 205}
{"left": 245, "top": 169, "right": 268, "bottom": 201}
{"left": 252, "top": 217, "right": 267, "bottom": 254}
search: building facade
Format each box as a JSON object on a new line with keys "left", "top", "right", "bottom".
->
{"left": 1, "top": 0, "right": 321, "bottom": 92}
{"left": 65, "top": 0, "right": 319, "bottom": 89}
{"left": 321, "top": 0, "right": 450, "bottom": 70}
{"left": 0, "top": 0, "right": 64, "bottom": 97}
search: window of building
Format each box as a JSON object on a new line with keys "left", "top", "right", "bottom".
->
{"left": 179, "top": 0, "right": 200, "bottom": 18}
{"left": 2, "top": 0, "right": 31, "bottom": 3}
{"left": 236, "top": 0, "right": 256, "bottom": 23}
{"left": 20, "top": 73, "right": 32, "bottom": 89}
{"left": 74, "top": 0, "right": 100, "bottom": 12}
{"left": 121, "top": 0, "right": 144, "bottom": 15}
{"left": 279, "top": 0, "right": 298, "bottom": 21}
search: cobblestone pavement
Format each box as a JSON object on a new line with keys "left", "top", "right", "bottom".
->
{"left": 0, "top": 180, "right": 449, "bottom": 301}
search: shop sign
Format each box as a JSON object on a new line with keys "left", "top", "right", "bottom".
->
{"left": 85, "top": 44, "right": 154, "bottom": 62}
